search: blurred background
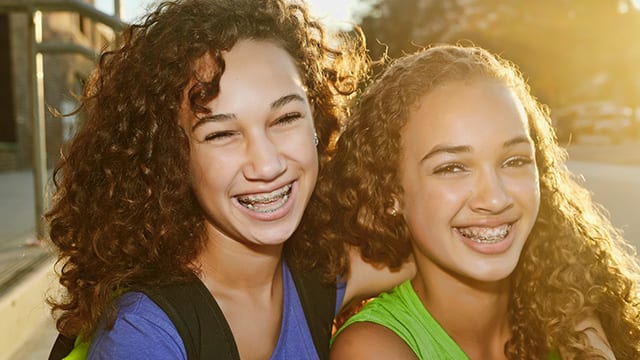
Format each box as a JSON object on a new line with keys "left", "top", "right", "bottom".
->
{"left": 0, "top": 0, "right": 639, "bottom": 358}
{"left": 356, "top": 0, "right": 640, "bottom": 150}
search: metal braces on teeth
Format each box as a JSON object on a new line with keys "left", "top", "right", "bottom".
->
{"left": 238, "top": 184, "right": 291, "bottom": 205}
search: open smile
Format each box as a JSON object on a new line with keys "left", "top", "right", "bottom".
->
{"left": 455, "top": 224, "right": 512, "bottom": 244}
{"left": 235, "top": 183, "right": 293, "bottom": 213}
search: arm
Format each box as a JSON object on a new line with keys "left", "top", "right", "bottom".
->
{"left": 577, "top": 316, "right": 615, "bottom": 359}
{"left": 560, "top": 316, "right": 616, "bottom": 359}
{"left": 341, "top": 246, "right": 415, "bottom": 310}
{"left": 330, "top": 322, "right": 418, "bottom": 360}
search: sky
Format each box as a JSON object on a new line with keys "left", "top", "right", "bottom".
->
{"left": 94, "top": 0, "right": 369, "bottom": 30}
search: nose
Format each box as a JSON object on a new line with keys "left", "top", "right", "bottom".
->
{"left": 243, "top": 133, "right": 287, "bottom": 181}
{"left": 468, "top": 168, "right": 514, "bottom": 214}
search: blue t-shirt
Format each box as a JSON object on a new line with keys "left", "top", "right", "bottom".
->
{"left": 88, "top": 261, "right": 345, "bottom": 359}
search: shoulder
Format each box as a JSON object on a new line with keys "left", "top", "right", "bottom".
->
{"left": 331, "top": 321, "right": 418, "bottom": 360}
{"left": 333, "top": 282, "right": 468, "bottom": 359}
{"left": 331, "top": 286, "right": 417, "bottom": 360}
{"left": 88, "top": 291, "right": 186, "bottom": 360}
{"left": 339, "top": 280, "right": 411, "bottom": 328}
{"left": 342, "top": 247, "right": 415, "bottom": 309}
{"left": 562, "top": 316, "right": 616, "bottom": 359}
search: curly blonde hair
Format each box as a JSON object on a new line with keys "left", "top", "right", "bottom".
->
{"left": 46, "top": 0, "right": 368, "bottom": 338}
{"left": 308, "top": 44, "right": 640, "bottom": 358}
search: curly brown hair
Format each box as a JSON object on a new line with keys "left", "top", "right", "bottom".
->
{"left": 46, "top": 0, "right": 368, "bottom": 338}
{"left": 308, "top": 44, "right": 640, "bottom": 358}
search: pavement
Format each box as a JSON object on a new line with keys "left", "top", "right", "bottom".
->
{"left": 0, "top": 169, "right": 58, "bottom": 360}
{"left": 1, "top": 257, "right": 58, "bottom": 360}
{"left": 1, "top": 141, "right": 639, "bottom": 359}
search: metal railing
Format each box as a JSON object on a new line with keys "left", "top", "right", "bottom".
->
{"left": 0, "top": 0, "right": 125, "bottom": 239}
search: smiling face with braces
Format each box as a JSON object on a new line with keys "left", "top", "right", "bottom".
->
{"left": 181, "top": 40, "right": 319, "bottom": 248}
{"left": 398, "top": 78, "right": 540, "bottom": 285}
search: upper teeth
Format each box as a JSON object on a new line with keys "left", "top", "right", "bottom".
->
{"left": 457, "top": 224, "right": 511, "bottom": 244}
{"left": 236, "top": 184, "right": 292, "bottom": 213}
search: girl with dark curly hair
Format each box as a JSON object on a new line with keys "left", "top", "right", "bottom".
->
{"left": 46, "top": 0, "right": 413, "bottom": 358}
{"left": 313, "top": 44, "right": 640, "bottom": 359}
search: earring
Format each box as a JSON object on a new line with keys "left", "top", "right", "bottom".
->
{"left": 313, "top": 132, "right": 319, "bottom": 147}
{"left": 388, "top": 196, "right": 400, "bottom": 217}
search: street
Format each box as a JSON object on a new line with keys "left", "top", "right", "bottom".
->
{"left": 567, "top": 160, "right": 640, "bottom": 252}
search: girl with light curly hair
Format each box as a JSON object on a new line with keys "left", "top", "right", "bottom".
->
{"left": 309, "top": 44, "right": 640, "bottom": 359}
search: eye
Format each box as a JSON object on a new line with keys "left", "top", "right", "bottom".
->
{"left": 273, "top": 112, "right": 303, "bottom": 126}
{"left": 433, "top": 163, "right": 467, "bottom": 175}
{"left": 503, "top": 156, "right": 534, "bottom": 168}
{"left": 203, "top": 131, "right": 236, "bottom": 142}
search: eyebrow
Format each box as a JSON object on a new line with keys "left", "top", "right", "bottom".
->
{"left": 420, "top": 135, "right": 532, "bottom": 163}
{"left": 191, "top": 93, "right": 306, "bottom": 132}
{"left": 271, "top": 93, "right": 305, "bottom": 109}
{"left": 191, "top": 113, "right": 235, "bottom": 131}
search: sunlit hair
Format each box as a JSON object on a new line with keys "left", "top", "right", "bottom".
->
{"left": 309, "top": 44, "right": 640, "bottom": 358}
{"left": 46, "top": 0, "right": 368, "bottom": 338}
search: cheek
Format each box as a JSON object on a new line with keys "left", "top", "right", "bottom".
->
{"left": 188, "top": 148, "right": 235, "bottom": 195}
{"left": 402, "top": 183, "right": 470, "bottom": 245}
{"left": 188, "top": 148, "right": 210, "bottom": 181}
{"left": 508, "top": 176, "right": 540, "bottom": 211}
{"left": 277, "top": 132, "right": 318, "bottom": 169}
{"left": 422, "top": 180, "right": 470, "bottom": 212}
{"left": 527, "top": 181, "right": 541, "bottom": 215}
{"left": 308, "top": 146, "right": 319, "bottom": 171}
{"left": 295, "top": 139, "right": 318, "bottom": 163}
{"left": 188, "top": 158, "right": 211, "bottom": 197}
{"left": 403, "top": 181, "right": 463, "bottom": 221}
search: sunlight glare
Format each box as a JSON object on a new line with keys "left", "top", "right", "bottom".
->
{"left": 95, "top": 0, "right": 365, "bottom": 28}
{"left": 307, "top": 0, "right": 364, "bottom": 30}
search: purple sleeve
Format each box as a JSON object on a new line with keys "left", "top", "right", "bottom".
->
{"left": 335, "top": 280, "right": 347, "bottom": 316}
{"left": 88, "top": 292, "right": 187, "bottom": 360}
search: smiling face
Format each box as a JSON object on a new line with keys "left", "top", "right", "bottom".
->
{"left": 398, "top": 79, "right": 540, "bottom": 285}
{"left": 179, "top": 40, "right": 318, "bottom": 248}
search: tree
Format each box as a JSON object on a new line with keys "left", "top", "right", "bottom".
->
{"left": 356, "top": 0, "right": 640, "bottom": 109}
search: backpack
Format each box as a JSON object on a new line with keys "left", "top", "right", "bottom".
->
{"left": 48, "top": 267, "right": 336, "bottom": 360}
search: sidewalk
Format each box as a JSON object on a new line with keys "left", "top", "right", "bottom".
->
{"left": 1, "top": 258, "right": 58, "bottom": 360}
{"left": 0, "top": 170, "right": 58, "bottom": 359}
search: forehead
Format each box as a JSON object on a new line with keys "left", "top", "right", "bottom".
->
{"left": 220, "top": 39, "right": 303, "bottom": 87}
{"left": 401, "top": 79, "right": 529, "bottom": 149}
{"left": 180, "top": 40, "right": 306, "bottom": 123}
{"left": 187, "top": 40, "right": 302, "bottom": 89}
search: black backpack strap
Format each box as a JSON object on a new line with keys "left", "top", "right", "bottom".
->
{"left": 138, "top": 279, "right": 240, "bottom": 360}
{"left": 290, "top": 267, "right": 337, "bottom": 360}
{"left": 48, "top": 269, "right": 336, "bottom": 360}
{"left": 48, "top": 333, "right": 76, "bottom": 360}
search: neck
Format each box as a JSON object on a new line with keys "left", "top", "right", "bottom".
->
{"left": 194, "top": 227, "right": 286, "bottom": 360}
{"left": 412, "top": 267, "right": 511, "bottom": 359}
{"left": 195, "top": 227, "right": 284, "bottom": 294}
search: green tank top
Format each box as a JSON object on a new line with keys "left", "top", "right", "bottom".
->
{"left": 332, "top": 280, "right": 561, "bottom": 360}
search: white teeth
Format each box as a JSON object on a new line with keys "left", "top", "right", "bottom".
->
{"left": 237, "top": 184, "right": 292, "bottom": 213}
{"left": 457, "top": 224, "right": 511, "bottom": 244}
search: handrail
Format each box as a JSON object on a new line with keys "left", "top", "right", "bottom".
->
{"left": 1, "top": 0, "right": 126, "bottom": 239}
{"left": 37, "top": 42, "right": 99, "bottom": 60}
{"left": 0, "top": 0, "right": 125, "bottom": 30}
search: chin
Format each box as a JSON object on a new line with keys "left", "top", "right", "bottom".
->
{"left": 470, "top": 261, "right": 519, "bottom": 283}
{"left": 252, "top": 227, "right": 298, "bottom": 246}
